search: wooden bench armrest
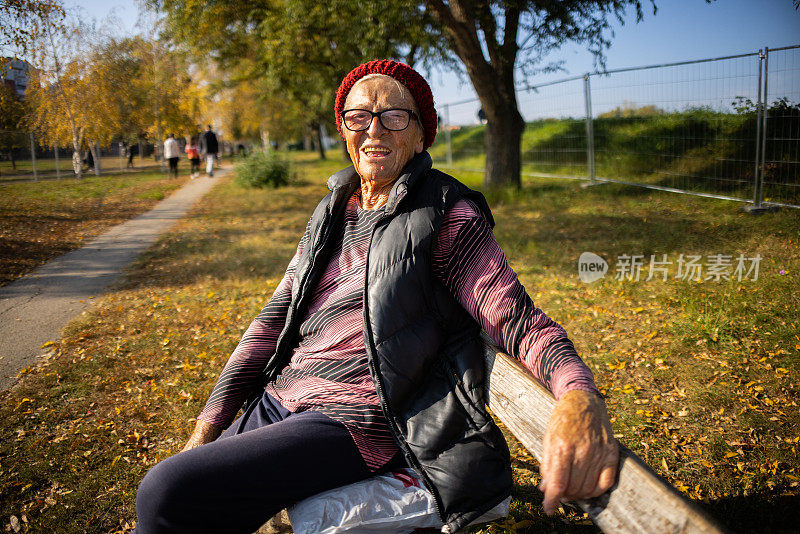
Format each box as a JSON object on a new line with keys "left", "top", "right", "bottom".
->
{"left": 481, "top": 333, "right": 726, "bottom": 534}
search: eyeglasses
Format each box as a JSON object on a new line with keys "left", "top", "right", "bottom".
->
{"left": 341, "top": 108, "right": 418, "bottom": 132}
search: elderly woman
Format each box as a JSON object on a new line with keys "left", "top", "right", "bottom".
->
{"left": 135, "top": 60, "right": 618, "bottom": 534}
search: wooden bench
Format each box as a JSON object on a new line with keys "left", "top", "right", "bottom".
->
{"left": 482, "top": 333, "right": 726, "bottom": 533}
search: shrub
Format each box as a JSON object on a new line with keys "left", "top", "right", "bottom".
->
{"left": 234, "top": 149, "right": 294, "bottom": 188}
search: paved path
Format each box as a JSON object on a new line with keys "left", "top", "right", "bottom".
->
{"left": 0, "top": 170, "right": 228, "bottom": 392}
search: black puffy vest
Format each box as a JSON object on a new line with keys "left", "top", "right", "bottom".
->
{"left": 259, "top": 152, "right": 512, "bottom": 532}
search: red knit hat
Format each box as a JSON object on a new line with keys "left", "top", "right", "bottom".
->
{"left": 335, "top": 59, "right": 437, "bottom": 149}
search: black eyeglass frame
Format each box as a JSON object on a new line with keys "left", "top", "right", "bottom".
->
{"left": 340, "top": 108, "right": 419, "bottom": 132}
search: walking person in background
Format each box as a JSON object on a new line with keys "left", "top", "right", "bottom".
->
{"left": 164, "top": 133, "right": 180, "bottom": 179}
{"left": 84, "top": 145, "right": 94, "bottom": 171}
{"left": 127, "top": 142, "right": 138, "bottom": 168}
{"left": 199, "top": 124, "right": 219, "bottom": 177}
{"left": 185, "top": 136, "right": 201, "bottom": 178}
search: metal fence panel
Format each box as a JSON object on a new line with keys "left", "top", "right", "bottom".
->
{"left": 588, "top": 53, "right": 761, "bottom": 200}
{"left": 762, "top": 46, "right": 800, "bottom": 207}
{"left": 518, "top": 76, "right": 589, "bottom": 180}
{"left": 0, "top": 129, "right": 37, "bottom": 179}
{"left": 0, "top": 132, "right": 162, "bottom": 182}
{"left": 432, "top": 99, "right": 485, "bottom": 173}
{"left": 435, "top": 44, "right": 800, "bottom": 209}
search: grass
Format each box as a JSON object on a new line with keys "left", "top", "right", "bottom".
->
{"left": 0, "top": 171, "right": 192, "bottom": 286}
{"left": 0, "top": 151, "right": 798, "bottom": 533}
{"left": 0, "top": 156, "right": 165, "bottom": 180}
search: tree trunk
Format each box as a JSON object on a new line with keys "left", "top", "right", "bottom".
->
{"left": 260, "top": 128, "right": 270, "bottom": 151}
{"left": 315, "top": 126, "right": 326, "bottom": 160}
{"left": 71, "top": 133, "right": 82, "bottom": 179}
{"left": 424, "top": 0, "right": 524, "bottom": 187}
{"left": 47, "top": 23, "right": 82, "bottom": 180}
{"left": 406, "top": 44, "right": 419, "bottom": 68}
{"left": 90, "top": 142, "right": 101, "bottom": 176}
{"left": 484, "top": 103, "right": 524, "bottom": 188}
{"left": 461, "top": 68, "right": 524, "bottom": 188}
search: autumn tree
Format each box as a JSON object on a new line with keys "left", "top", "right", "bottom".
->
{"left": 0, "top": 0, "right": 64, "bottom": 66}
{"left": 215, "top": 75, "right": 305, "bottom": 148}
{"left": 149, "top": 0, "right": 449, "bottom": 159}
{"left": 26, "top": 16, "right": 93, "bottom": 177}
{"left": 252, "top": 0, "right": 449, "bottom": 158}
{"left": 88, "top": 37, "right": 146, "bottom": 147}
{"left": 77, "top": 35, "right": 148, "bottom": 174}
{"left": 0, "top": 82, "right": 28, "bottom": 173}
{"left": 133, "top": 37, "right": 204, "bottom": 169}
{"left": 26, "top": 15, "right": 204, "bottom": 177}
{"left": 151, "top": 0, "right": 654, "bottom": 182}
{"left": 1, "top": 1, "right": 69, "bottom": 173}
{"left": 27, "top": 20, "right": 134, "bottom": 176}
{"left": 423, "top": 0, "right": 655, "bottom": 187}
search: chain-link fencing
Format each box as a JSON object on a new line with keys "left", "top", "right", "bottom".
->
{"left": 434, "top": 44, "right": 800, "bottom": 209}
{"left": 760, "top": 46, "right": 800, "bottom": 208}
{"left": 0, "top": 135, "right": 166, "bottom": 182}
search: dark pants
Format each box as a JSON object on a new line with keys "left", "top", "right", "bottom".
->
{"left": 190, "top": 158, "right": 201, "bottom": 174}
{"left": 134, "top": 392, "right": 404, "bottom": 533}
{"left": 167, "top": 157, "right": 179, "bottom": 177}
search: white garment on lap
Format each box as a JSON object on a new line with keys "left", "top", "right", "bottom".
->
{"left": 288, "top": 467, "right": 510, "bottom": 534}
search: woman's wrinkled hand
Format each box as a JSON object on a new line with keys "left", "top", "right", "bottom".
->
{"left": 539, "top": 389, "right": 619, "bottom": 515}
{"left": 181, "top": 420, "right": 223, "bottom": 452}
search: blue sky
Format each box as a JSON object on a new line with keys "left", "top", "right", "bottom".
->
{"left": 69, "top": 0, "right": 800, "bottom": 110}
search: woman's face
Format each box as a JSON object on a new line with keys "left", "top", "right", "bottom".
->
{"left": 343, "top": 76, "right": 424, "bottom": 187}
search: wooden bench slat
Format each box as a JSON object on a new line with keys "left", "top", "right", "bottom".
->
{"left": 482, "top": 335, "right": 726, "bottom": 534}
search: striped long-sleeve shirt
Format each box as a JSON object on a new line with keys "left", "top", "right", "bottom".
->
{"left": 198, "top": 190, "right": 599, "bottom": 471}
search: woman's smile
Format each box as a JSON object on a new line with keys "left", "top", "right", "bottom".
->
{"left": 362, "top": 145, "right": 392, "bottom": 158}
